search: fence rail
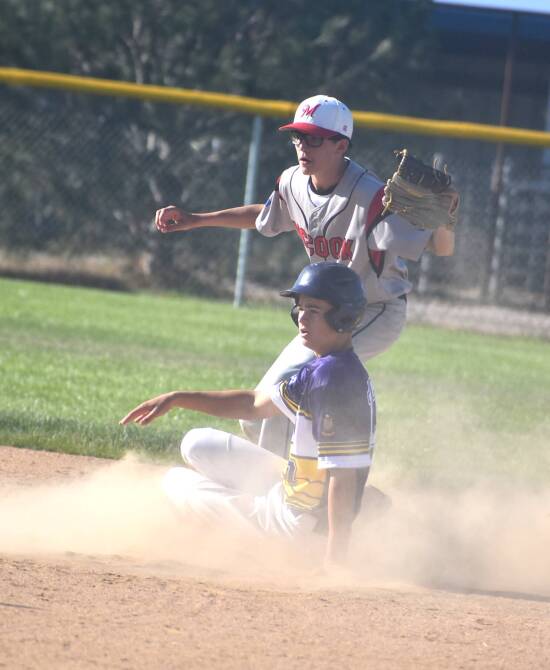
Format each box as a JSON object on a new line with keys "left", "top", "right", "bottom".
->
{"left": 2, "top": 68, "right": 550, "bottom": 146}
{"left": 1, "top": 69, "right": 549, "bottom": 319}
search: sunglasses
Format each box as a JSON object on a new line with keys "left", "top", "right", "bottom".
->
{"left": 289, "top": 131, "right": 342, "bottom": 148}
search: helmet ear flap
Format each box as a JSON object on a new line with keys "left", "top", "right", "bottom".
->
{"left": 325, "top": 307, "right": 346, "bottom": 332}
{"left": 325, "top": 303, "right": 366, "bottom": 332}
{"left": 290, "top": 303, "right": 300, "bottom": 327}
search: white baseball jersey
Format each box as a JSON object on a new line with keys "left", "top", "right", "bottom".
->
{"left": 256, "top": 159, "right": 432, "bottom": 304}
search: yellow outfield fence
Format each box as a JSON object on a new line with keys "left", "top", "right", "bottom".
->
{"left": 1, "top": 66, "right": 550, "bottom": 315}
{"left": 2, "top": 67, "right": 550, "bottom": 148}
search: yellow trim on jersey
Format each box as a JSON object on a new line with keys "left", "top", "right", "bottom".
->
{"left": 280, "top": 381, "right": 312, "bottom": 419}
{"left": 318, "top": 442, "right": 373, "bottom": 457}
{"left": 280, "top": 381, "right": 299, "bottom": 415}
{"left": 318, "top": 447, "right": 373, "bottom": 457}
{"left": 283, "top": 454, "right": 327, "bottom": 512}
{"left": 318, "top": 441, "right": 372, "bottom": 448}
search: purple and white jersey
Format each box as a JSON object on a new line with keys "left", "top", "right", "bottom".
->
{"left": 271, "top": 348, "right": 376, "bottom": 516}
{"left": 256, "top": 159, "right": 432, "bottom": 304}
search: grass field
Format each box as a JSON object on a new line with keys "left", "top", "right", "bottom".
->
{"left": 1, "top": 277, "right": 549, "bottom": 486}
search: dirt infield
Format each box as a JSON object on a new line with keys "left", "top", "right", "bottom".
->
{"left": 1, "top": 446, "right": 549, "bottom": 670}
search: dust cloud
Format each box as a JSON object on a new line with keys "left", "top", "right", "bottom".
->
{"left": 352, "top": 395, "right": 550, "bottom": 597}
{"left": 0, "top": 454, "right": 305, "bottom": 581}
{"left": 351, "top": 479, "right": 550, "bottom": 597}
{"left": 0, "top": 452, "right": 549, "bottom": 596}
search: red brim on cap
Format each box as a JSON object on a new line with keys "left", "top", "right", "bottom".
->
{"left": 278, "top": 122, "right": 338, "bottom": 137}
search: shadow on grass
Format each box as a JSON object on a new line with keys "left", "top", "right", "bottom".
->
{"left": 0, "top": 268, "right": 131, "bottom": 292}
{"left": 0, "top": 411, "right": 181, "bottom": 463}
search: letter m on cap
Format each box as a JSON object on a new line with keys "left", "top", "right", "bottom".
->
{"left": 300, "top": 103, "right": 321, "bottom": 119}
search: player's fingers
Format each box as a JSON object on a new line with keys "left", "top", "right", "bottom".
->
{"left": 155, "top": 208, "right": 171, "bottom": 232}
{"left": 155, "top": 207, "right": 167, "bottom": 230}
{"left": 119, "top": 405, "right": 149, "bottom": 425}
{"left": 157, "top": 210, "right": 183, "bottom": 233}
{"left": 137, "top": 406, "right": 161, "bottom": 425}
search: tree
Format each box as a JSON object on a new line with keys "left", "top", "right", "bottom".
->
{"left": 0, "top": 0, "right": 433, "bottom": 292}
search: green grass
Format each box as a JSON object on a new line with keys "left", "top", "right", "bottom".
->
{"left": 1, "top": 277, "right": 549, "bottom": 485}
{"left": 367, "top": 325, "right": 550, "bottom": 485}
{"left": 0, "top": 278, "right": 294, "bottom": 460}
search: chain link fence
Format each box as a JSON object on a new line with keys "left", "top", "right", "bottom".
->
{"left": 1, "top": 85, "right": 550, "bottom": 335}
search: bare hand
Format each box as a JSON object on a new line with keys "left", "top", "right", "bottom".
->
{"left": 155, "top": 206, "right": 194, "bottom": 233}
{"left": 119, "top": 393, "right": 176, "bottom": 426}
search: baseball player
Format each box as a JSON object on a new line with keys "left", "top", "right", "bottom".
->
{"left": 120, "top": 263, "right": 376, "bottom": 567}
{"left": 155, "top": 95, "right": 455, "bottom": 457}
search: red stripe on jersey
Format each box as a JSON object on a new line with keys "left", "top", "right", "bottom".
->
{"left": 366, "top": 186, "right": 385, "bottom": 228}
{"left": 364, "top": 186, "right": 386, "bottom": 277}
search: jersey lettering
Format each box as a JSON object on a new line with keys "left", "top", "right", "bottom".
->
{"left": 294, "top": 224, "right": 354, "bottom": 261}
{"left": 340, "top": 238, "right": 354, "bottom": 261}
{"left": 295, "top": 226, "right": 313, "bottom": 255}
{"left": 329, "top": 237, "right": 342, "bottom": 258}
{"left": 314, "top": 235, "right": 329, "bottom": 259}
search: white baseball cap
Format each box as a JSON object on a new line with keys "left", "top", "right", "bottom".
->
{"left": 279, "top": 95, "right": 353, "bottom": 140}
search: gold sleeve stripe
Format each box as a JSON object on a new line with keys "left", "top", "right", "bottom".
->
{"left": 318, "top": 440, "right": 372, "bottom": 448}
{"left": 280, "top": 382, "right": 299, "bottom": 415}
{"left": 318, "top": 444, "right": 372, "bottom": 452}
{"left": 318, "top": 445, "right": 372, "bottom": 453}
{"left": 318, "top": 446, "right": 373, "bottom": 456}
{"left": 280, "top": 382, "right": 313, "bottom": 419}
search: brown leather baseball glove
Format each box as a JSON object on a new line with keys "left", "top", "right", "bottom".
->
{"left": 382, "top": 149, "right": 460, "bottom": 230}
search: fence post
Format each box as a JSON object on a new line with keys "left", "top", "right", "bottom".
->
{"left": 481, "top": 12, "right": 517, "bottom": 302}
{"left": 233, "top": 115, "right": 263, "bottom": 307}
{"left": 486, "top": 157, "right": 511, "bottom": 302}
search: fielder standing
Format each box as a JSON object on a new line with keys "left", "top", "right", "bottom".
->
{"left": 121, "top": 263, "right": 375, "bottom": 567}
{"left": 154, "top": 95, "right": 455, "bottom": 457}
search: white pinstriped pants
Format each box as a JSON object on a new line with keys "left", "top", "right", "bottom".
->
{"left": 161, "top": 428, "right": 315, "bottom": 536}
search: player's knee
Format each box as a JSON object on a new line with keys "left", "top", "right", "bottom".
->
{"left": 180, "top": 428, "right": 213, "bottom": 467}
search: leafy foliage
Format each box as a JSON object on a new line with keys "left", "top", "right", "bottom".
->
{"left": 0, "top": 0, "right": 433, "bottom": 291}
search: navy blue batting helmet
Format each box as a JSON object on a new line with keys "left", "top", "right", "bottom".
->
{"left": 280, "top": 262, "right": 367, "bottom": 332}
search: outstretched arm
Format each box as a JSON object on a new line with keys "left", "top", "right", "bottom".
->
{"left": 119, "top": 388, "right": 279, "bottom": 427}
{"left": 155, "top": 204, "right": 263, "bottom": 234}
